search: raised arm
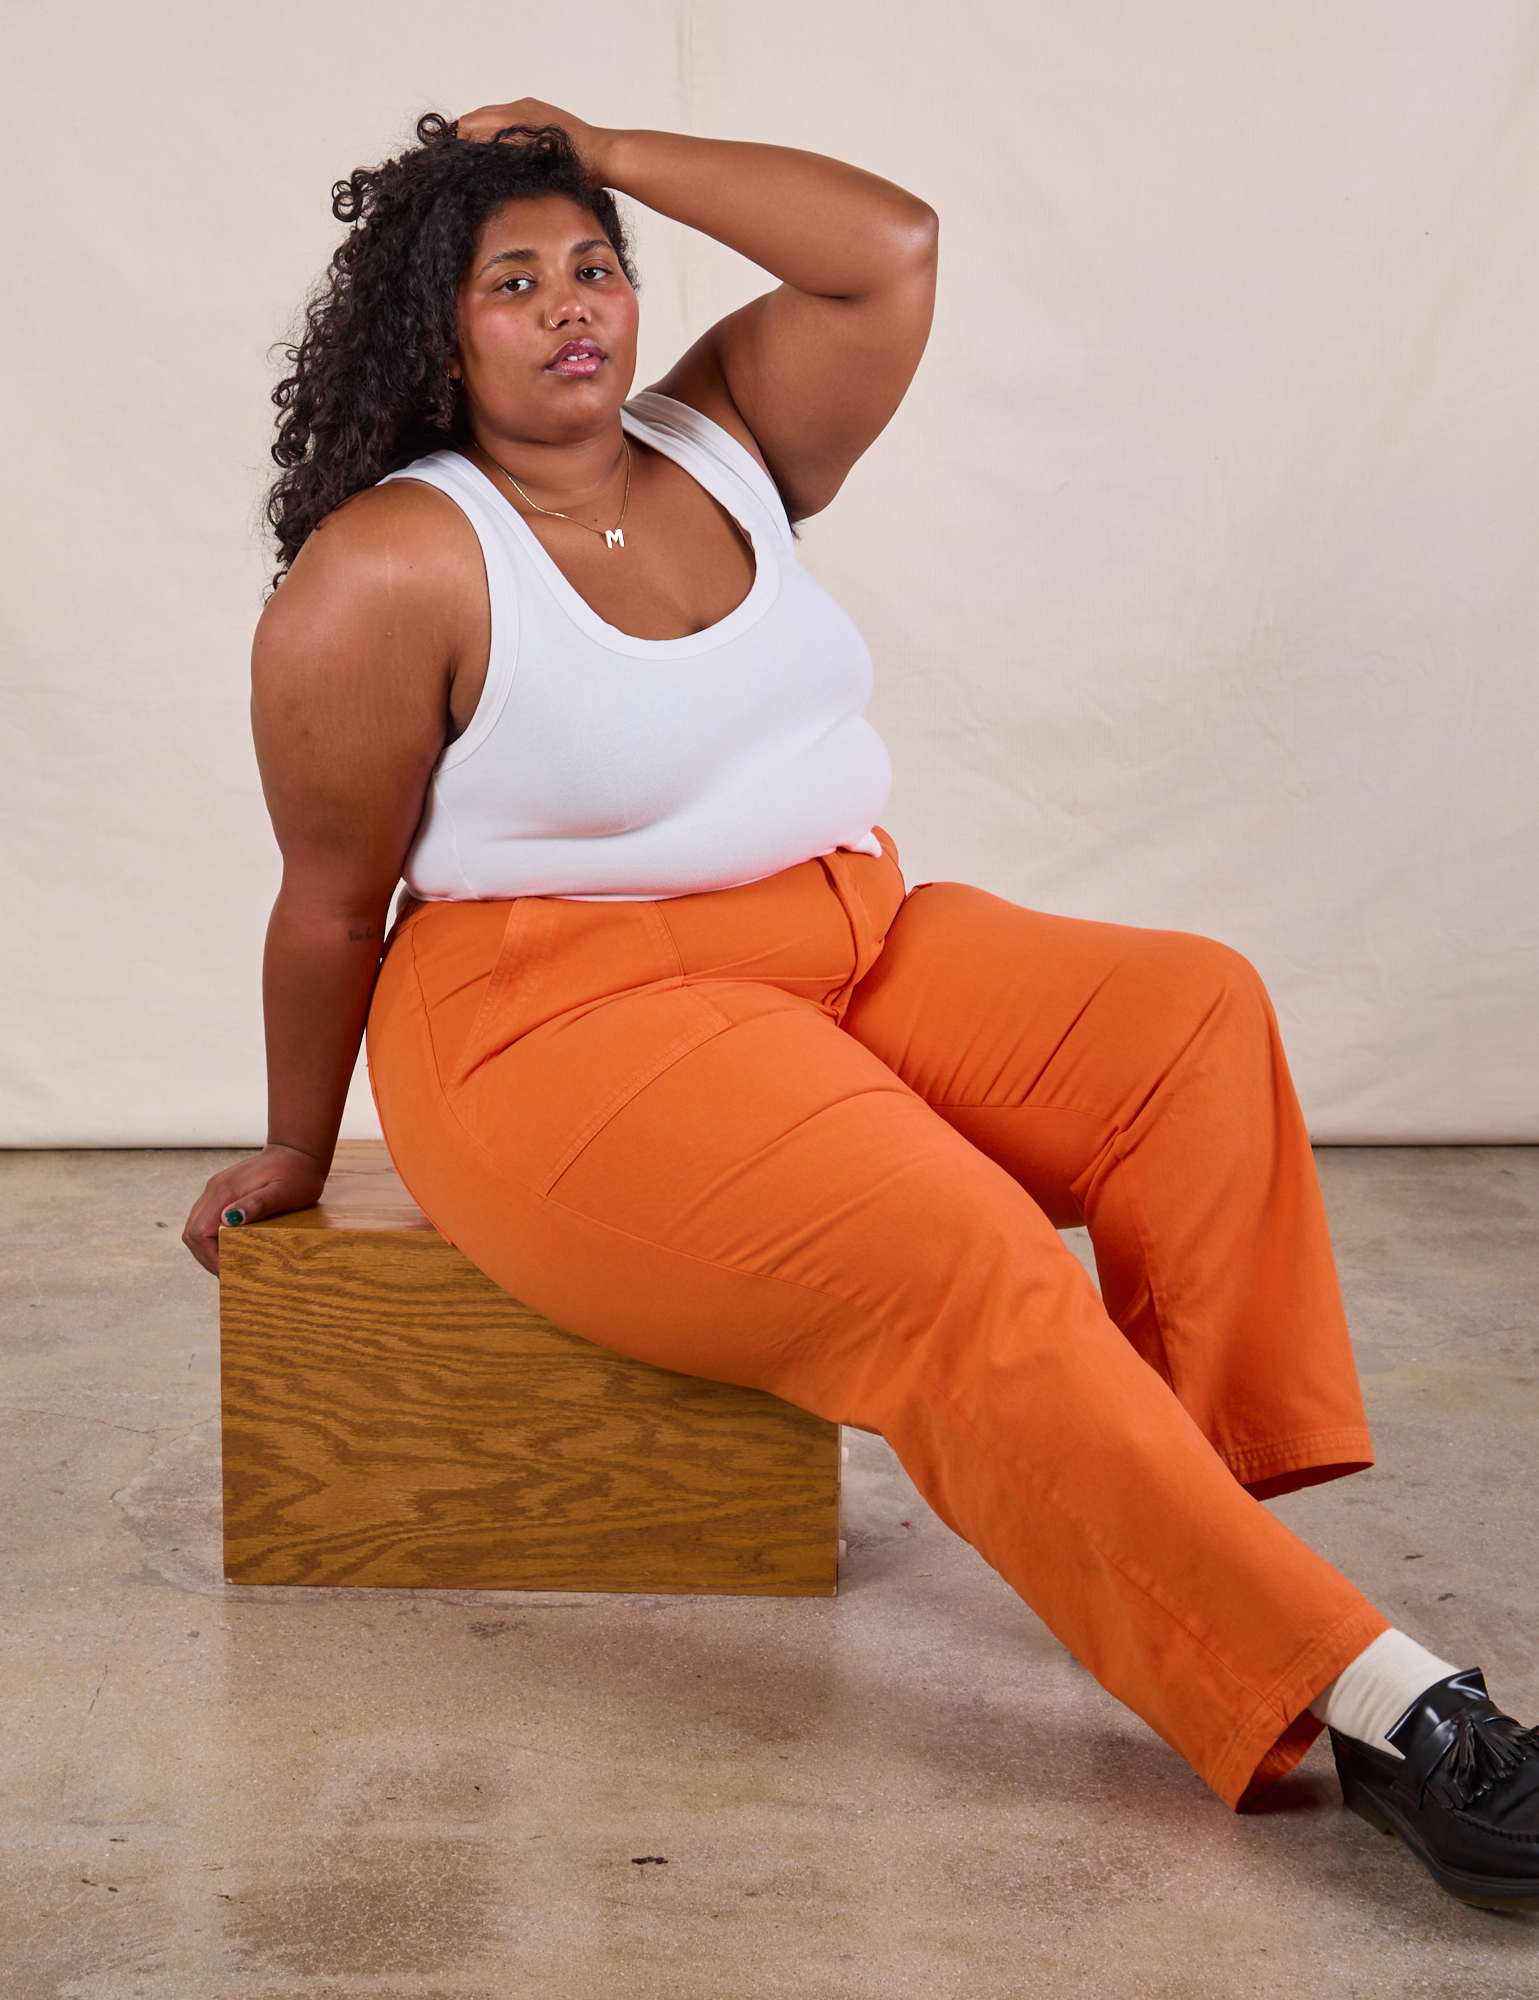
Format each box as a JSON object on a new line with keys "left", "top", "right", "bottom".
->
{"left": 457, "top": 100, "right": 938, "bottom": 519}
{"left": 181, "top": 484, "right": 480, "bottom": 1271}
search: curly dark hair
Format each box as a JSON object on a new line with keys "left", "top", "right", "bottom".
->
{"left": 266, "top": 113, "right": 637, "bottom": 581}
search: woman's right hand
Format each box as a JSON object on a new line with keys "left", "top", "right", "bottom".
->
{"left": 182, "top": 1143, "right": 327, "bottom": 1276}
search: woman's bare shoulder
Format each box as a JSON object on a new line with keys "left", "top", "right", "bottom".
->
{"left": 259, "top": 476, "right": 482, "bottom": 652}
{"left": 252, "top": 473, "right": 486, "bottom": 766}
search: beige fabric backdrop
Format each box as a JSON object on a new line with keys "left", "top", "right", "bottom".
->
{"left": 4, "top": 0, "right": 1536, "bottom": 1146}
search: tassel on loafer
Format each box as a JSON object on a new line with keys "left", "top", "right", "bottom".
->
{"left": 1330, "top": 1668, "right": 1539, "bottom": 1912}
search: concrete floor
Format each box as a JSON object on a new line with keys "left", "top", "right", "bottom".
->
{"left": 2, "top": 1147, "right": 1536, "bottom": 1998}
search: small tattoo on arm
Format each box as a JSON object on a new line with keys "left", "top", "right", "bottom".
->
{"left": 348, "top": 925, "right": 378, "bottom": 943}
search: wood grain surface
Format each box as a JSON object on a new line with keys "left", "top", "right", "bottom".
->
{"left": 260, "top": 1138, "right": 441, "bottom": 1233}
{"left": 220, "top": 1146, "right": 840, "bottom": 1595}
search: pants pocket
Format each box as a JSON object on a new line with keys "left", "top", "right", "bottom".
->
{"left": 536, "top": 989, "right": 734, "bottom": 1196}
{"left": 456, "top": 981, "right": 735, "bottom": 1198}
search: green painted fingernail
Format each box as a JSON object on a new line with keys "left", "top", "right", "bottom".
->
{"left": 223, "top": 1207, "right": 246, "bottom": 1226}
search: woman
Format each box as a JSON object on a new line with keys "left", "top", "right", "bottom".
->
{"left": 183, "top": 102, "right": 1538, "bottom": 1909}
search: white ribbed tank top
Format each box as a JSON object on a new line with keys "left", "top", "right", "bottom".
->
{"left": 380, "top": 391, "right": 892, "bottom": 902}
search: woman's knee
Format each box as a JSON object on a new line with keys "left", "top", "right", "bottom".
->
{"left": 1138, "top": 929, "right": 1269, "bottom": 1010}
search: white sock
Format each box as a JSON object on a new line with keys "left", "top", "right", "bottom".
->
{"left": 1308, "top": 1628, "right": 1458, "bottom": 1758}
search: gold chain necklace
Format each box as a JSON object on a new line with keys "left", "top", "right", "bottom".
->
{"left": 489, "top": 440, "right": 633, "bottom": 550}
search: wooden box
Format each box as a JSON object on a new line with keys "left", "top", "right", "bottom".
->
{"left": 219, "top": 1142, "right": 840, "bottom": 1594}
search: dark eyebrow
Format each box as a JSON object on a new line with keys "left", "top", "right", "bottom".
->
{"left": 476, "top": 238, "right": 612, "bottom": 279}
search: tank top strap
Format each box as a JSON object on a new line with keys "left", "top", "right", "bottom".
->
{"left": 377, "top": 451, "right": 521, "bottom": 771}
{"left": 622, "top": 391, "right": 796, "bottom": 550}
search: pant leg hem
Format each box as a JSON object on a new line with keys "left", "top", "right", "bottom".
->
{"left": 1219, "top": 1425, "right": 1375, "bottom": 1492}
{"left": 1233, "top": 1709, "right": 1325, "bottom": 1810}
{"left": 1214, "top": 1601, "right": 1392, "bottom": 1810}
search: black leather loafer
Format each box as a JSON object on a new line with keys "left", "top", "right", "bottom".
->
{"left": 1330, "top": 1668, "right": 1539, "bottom": 1911}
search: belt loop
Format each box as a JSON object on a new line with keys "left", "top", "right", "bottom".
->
{"left": 451, "top": 898, "right": 552, "bottom": 1086}
{"left": 818, "top": 845, "right": 905, "bottom": 1019}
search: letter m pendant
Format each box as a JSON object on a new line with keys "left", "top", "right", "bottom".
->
{"left": 606, "top": 527, "right": 625, "bottom": 550}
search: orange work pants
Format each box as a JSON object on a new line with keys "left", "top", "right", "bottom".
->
{"left": 368, "top": 837, "right": 1386, "bottom": 1808}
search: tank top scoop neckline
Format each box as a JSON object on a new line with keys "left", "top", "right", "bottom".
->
{"left": 466, "top": 393, "right": 782, "bottom": 660}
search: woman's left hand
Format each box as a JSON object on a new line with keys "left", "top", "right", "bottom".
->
{"left": 455, "top": 98, "right": 614, "bottom": 177}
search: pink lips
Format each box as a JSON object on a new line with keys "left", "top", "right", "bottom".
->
{"left": 547, "top": 339, "right": 605, "bottom": 379}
